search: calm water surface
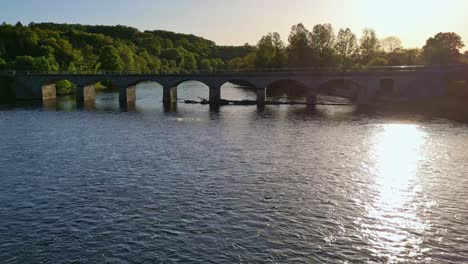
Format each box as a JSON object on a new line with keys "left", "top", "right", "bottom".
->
{"left": 0, "top": 82, "right": 467, "bottom": 263}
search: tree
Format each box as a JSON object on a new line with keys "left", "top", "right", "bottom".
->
{"left": 380, "top": 36, "right": 402, "bottom": 53}
{"left": 255, "top": 32, "right": 287, "bottom": 68}
{"left": 422, "top": 32, "right": 464, "bottom": 64}
{"left": 117, "top": 44, "right": 135, "bottom": 71}
{"left": 309, "top": 23, "right": 336, "bottom": 65}
{"left": 180, "top": 53, "right": 197, "bottom": 72}
{"left": 13, "top": 56, "right": 34, "bottom": 70}
{"left": 98, "top": 46, "right": 124, "bottom": 71}
{"left": 360, "top": 28, "right": 380, "bottom": 64}
{"left": 287, "top": 23, "right": 312, "bottom": 67}
{"left": 160, "top": 48, "right": 182, "bottom": 62}
{"left": 136, "top": 38, "right": 162, "bottom": 55}
{"left": 335, "top": 28, "right": 358, "bottom": 68}
{"left": 200, "top": 59, "right": 213, "bottom": 72}
{"left": 33, "top": 56, "right": 59, "bottom": 72}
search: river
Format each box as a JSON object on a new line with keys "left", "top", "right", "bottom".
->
{"left": 0, "top": 82, "right": 467, "bottom": 263}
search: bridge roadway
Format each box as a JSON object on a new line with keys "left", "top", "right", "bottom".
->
{"left": 8, "top": 66, "right": 468, "bottom": 107}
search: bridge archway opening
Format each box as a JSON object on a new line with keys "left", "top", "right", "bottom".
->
{"left": 84, "top": 79, "right": 119, "bottom": 93}
{"left": 317, "top": 79, "right": 360, "bottom": 103}
{"left": 220, "top": 80, "right": 257, "bottom": 101}
{"left": 130, "top": 80, "right": 164, "bottom": 106}
{"left": 266, "top": 79, "right": 309, "bottom": 102}
{"left": 175, "top": 80, "right": 209, "bottom": 101}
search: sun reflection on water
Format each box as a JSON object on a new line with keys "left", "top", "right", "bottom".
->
{"left": 363, "top": 124, "right": 430, "bottom": 262}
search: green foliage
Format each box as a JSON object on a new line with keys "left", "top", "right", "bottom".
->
{"left": 422, "top": 32, "right": 465, "bottom": 64}
{"left": 360, "top": 28, "right": 380, "bottom": 64}
{"left": 0, "top": 57, "right": 6, "bottom": 69}
{"left": 255, "top": 32, "right": 287, "bottom": 69}
{"left": 13, "top": 56, "right": 34, "bottom": 70}
{"left": 55, "top": 80, "right": 76, "bottom": 95}
{"left": 200, "top": 59, "right": 213, "bottom": 72}
{"left": 0, "top": 21, "right": 462, "bottom": 75}
{"left": 99, "top": 46, "right": 123, "bottom": 71}
{"left": 335, "top": 28, "right": 358, "bottom": 68}
{"left": 310, "top": 24, "right": 336, "bottom": 66}
{"left": 287, "top": 23, "right": 312, "bottom": 67}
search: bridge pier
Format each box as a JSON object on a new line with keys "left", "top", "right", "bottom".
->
{"left": 306, "top": 90, "right": 317, "bottom": 106}
{"left": 163, "top": 86, "right": 177, "bottom": 102}
{"left": 119, "top": 85, "right": 136, "bottom": 102}
{"left": 209, "top": 86, "right": 221, "bottom": 107}
{"left": 76, "top": 85, "right": 96, "bottom": 104}
{"left": 257, "top": 87, "right": 266, "bottom": 107}
{"left": 42, "top": 84, "right": 57, "bottom": 101}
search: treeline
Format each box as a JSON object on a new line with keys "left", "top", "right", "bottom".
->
{"left": 244, "top": 23, "right": 467, "bottom": 70}
{"left": 0, "top": 21, "right": 466, "bottom": 74}
{"left": 0, "top": 22, "right": 253, "bottom": 73}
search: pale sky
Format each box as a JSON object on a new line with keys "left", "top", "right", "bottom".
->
{"left": 1, "top": 0, "right": 467, "bottom": 49}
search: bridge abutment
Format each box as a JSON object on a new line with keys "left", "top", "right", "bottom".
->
{"left": 257, "top": 88, "right": 266, "bottom": 107}
{"left": 209, "top": 86, "right": 221, "bottom": 106}
{"left": 163, "top": 86, "right": 177, "bottom": 102}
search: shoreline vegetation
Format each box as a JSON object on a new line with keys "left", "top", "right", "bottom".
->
{"left": 0, "top": 21, "right": 466, "bottom": 74}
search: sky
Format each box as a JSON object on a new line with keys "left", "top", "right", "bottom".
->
{"left": 1, "top": 0, "right": 467, "bottom": 49}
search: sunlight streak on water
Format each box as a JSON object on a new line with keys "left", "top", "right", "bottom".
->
{"left": 365, "top": 124, "right": 430, "bottom": 262}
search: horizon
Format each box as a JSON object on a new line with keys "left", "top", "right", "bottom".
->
{"left": 1, "top": 0, "right": 467, "bottom": 50}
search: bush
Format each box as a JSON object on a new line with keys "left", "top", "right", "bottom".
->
{"left": 55, "top": 80, "right": 76, "bottom": 95}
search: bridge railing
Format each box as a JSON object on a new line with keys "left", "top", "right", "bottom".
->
{"left": 2, "top": 64, "right": 467, "bottom": 76}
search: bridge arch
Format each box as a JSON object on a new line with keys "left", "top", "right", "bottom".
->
{"left": 220, "top": 79, "right": 257, "bottom": 101}
{"left": 171, "top": 80, "right": 210, "bottom": 102}
{"left": 266, "top": 79, "right": 309, "bottom": 98}
{"left": 122, "top": 80, "right": 165, "bottom": 106}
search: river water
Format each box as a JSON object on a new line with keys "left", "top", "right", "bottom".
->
{"left": 0, "top": 82, "right": 467, "bottom": 263}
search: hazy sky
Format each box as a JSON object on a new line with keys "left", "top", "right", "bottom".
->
{"left": 1, "top": 0, "right": 467, "bottom": 49}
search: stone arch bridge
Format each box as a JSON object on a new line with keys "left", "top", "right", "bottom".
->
{"left": 12, "top": 66, "right": 468, "bottom": 107}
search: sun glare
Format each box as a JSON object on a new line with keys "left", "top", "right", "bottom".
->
{"left": 363, "top": 124, "right": 430, "bottom": 261}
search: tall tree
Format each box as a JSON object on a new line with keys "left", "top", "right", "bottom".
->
{"left": 335, "top": 28, "right": 358, "bottom": 68}
{"left": 380, "top": 36, "right": 402, "bottom": 53}
{"left": 422, "top": 32, "right": 464, "bottom": 64}
{"left": 255, "top": 32, "right": 287, "bottom": 68}
{"left": 359, "top": 28, "right": 380, "bottom": 64}
{"left": 287, "top": 23, "right": 312, "bottom": 67}
{"left": 309, "top": 23, "right": 336, "bottom": 65}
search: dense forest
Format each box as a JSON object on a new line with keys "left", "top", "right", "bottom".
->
{"left": 0, "top": 21, "right": 467, "bottom": 74}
